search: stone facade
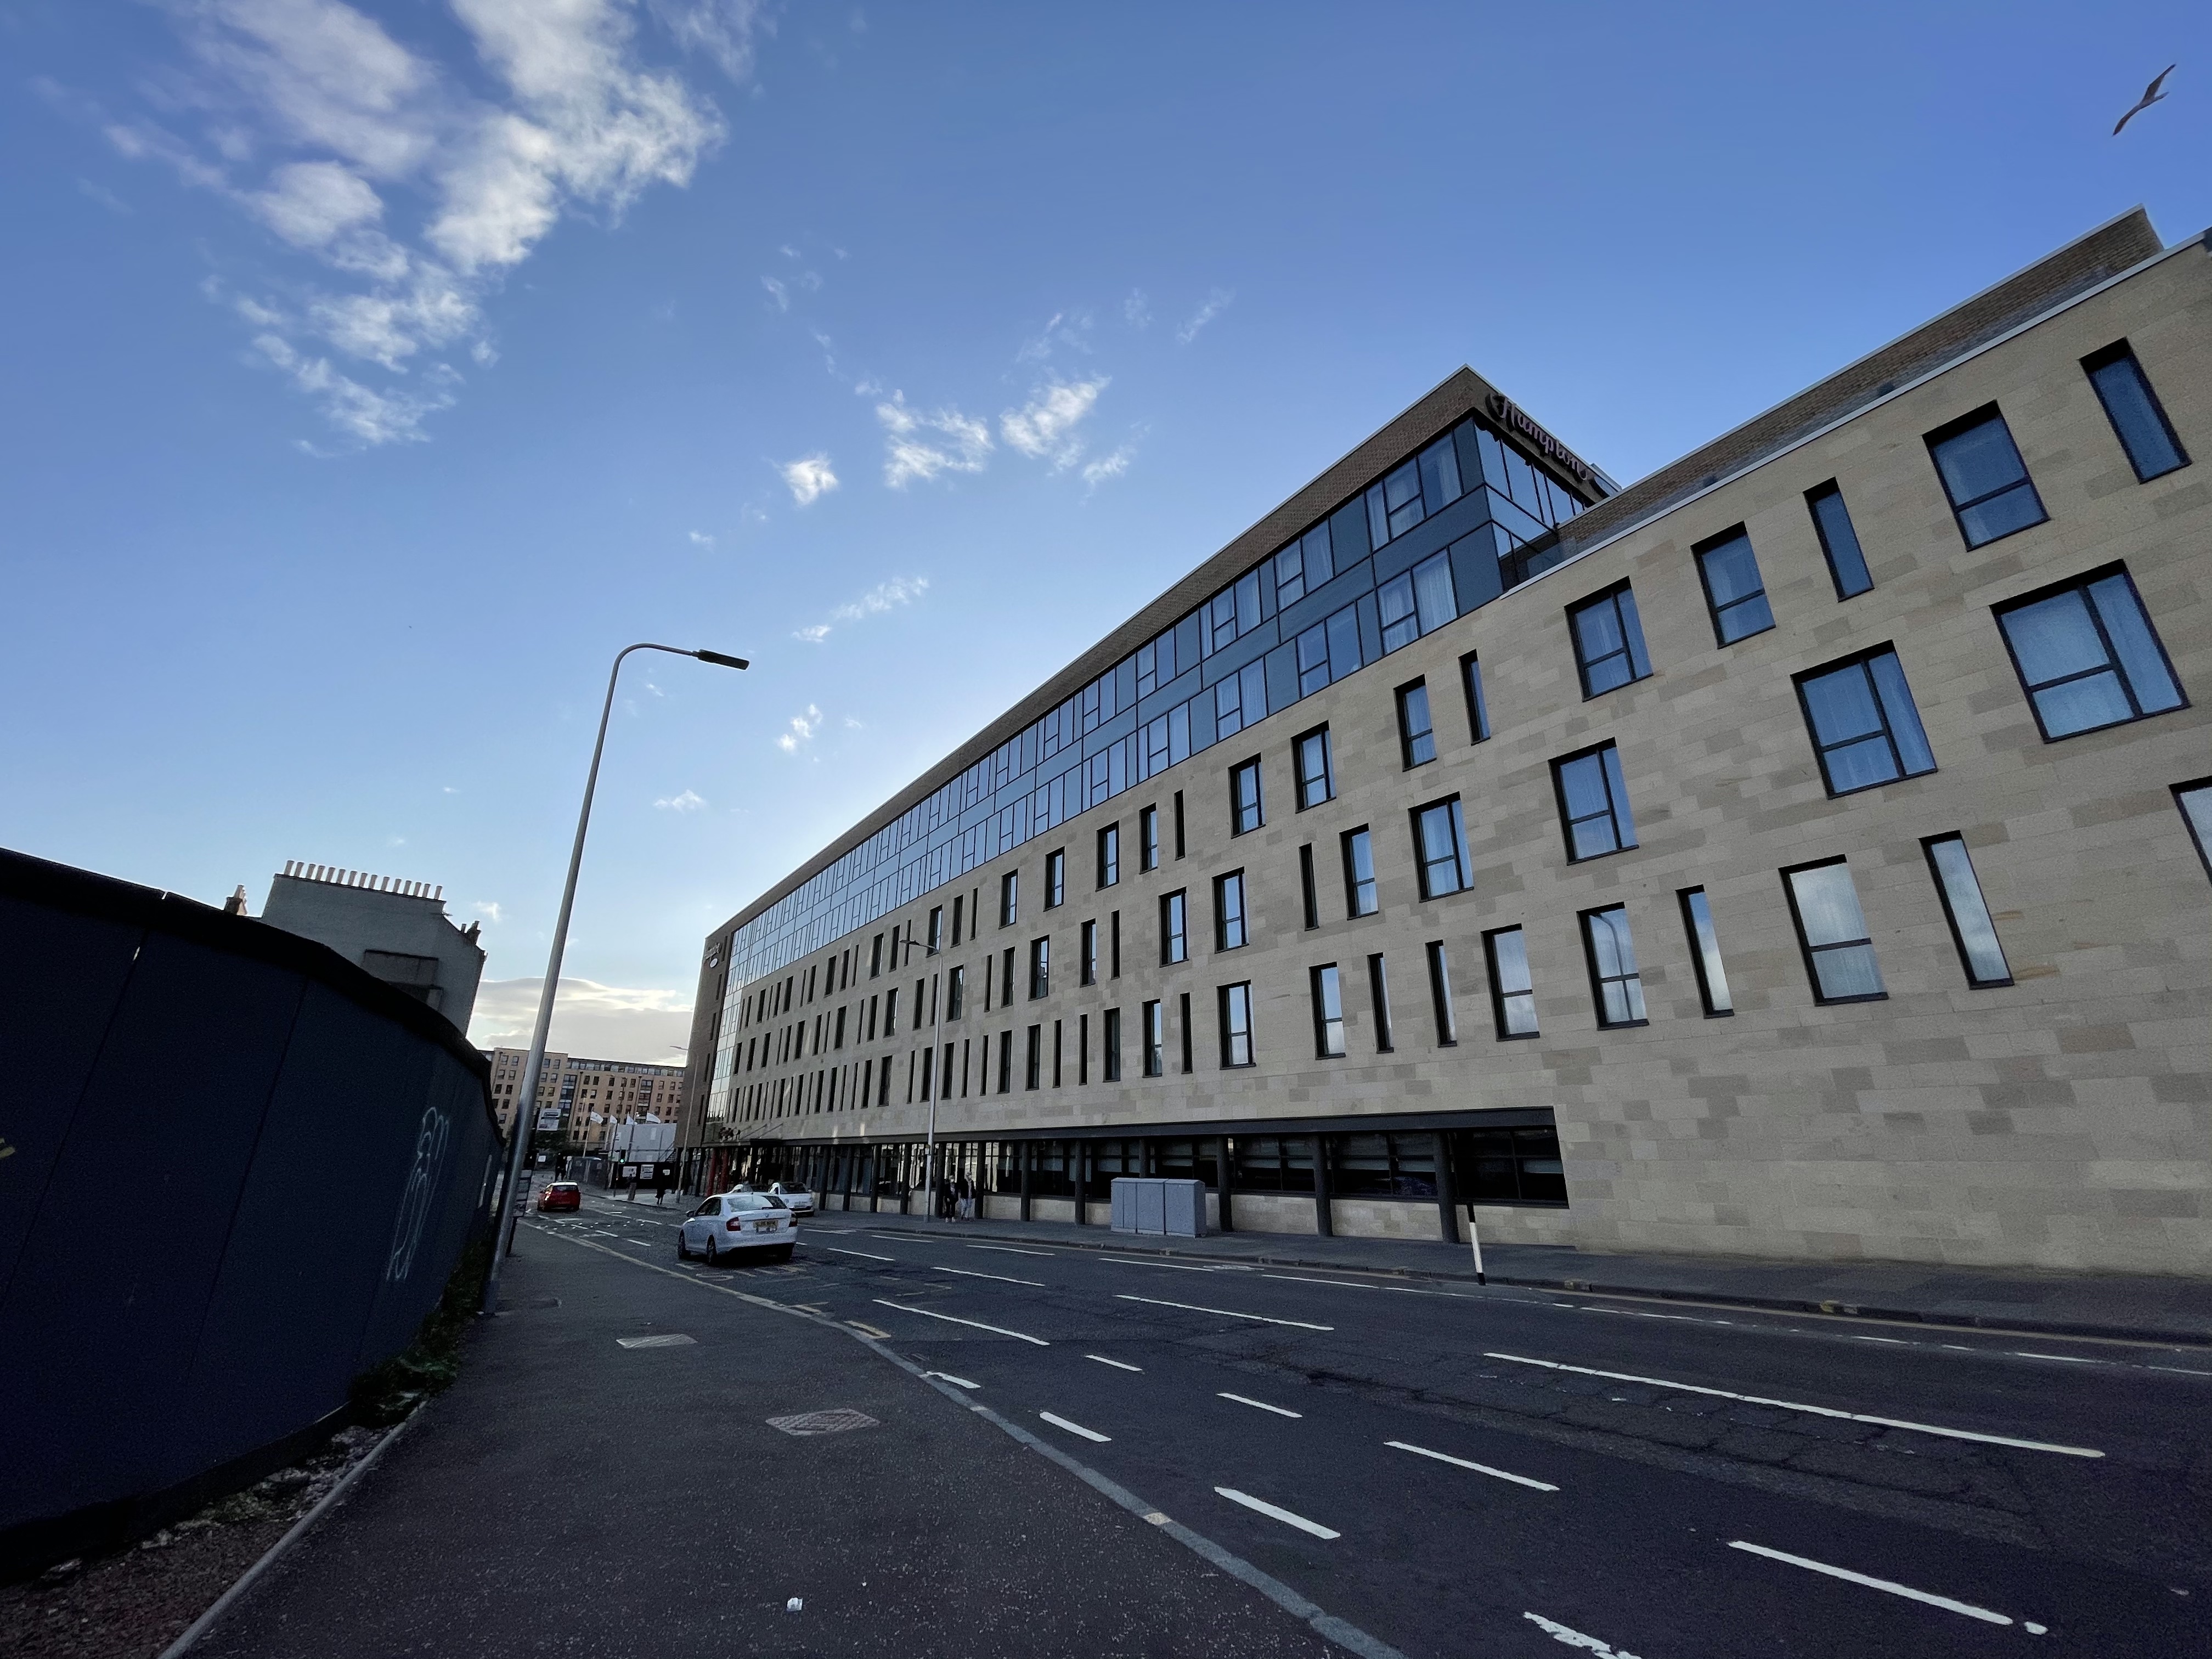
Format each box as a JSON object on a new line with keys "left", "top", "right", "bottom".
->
{"left": 686, "top": 217, "right": 2210, "bottom": 1275}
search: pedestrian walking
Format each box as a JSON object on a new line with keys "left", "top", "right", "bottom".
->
{"left": 654, "top": 1167, "right": 669, "bottom": 1207}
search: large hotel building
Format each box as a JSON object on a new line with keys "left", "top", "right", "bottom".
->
{"left": 678, "top": 210, "right": 2209, "bottom": 1275}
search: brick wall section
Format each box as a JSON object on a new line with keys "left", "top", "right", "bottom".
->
{"left": 706, "top": 228, "right": 2211, "bottom": 1275}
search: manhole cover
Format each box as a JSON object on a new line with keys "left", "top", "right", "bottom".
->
{"left": 617, "top": 1334, "right": 697, "bottom": 1349}
{"left": 766, "top": 1408, "right": 879, "bottom": 1436}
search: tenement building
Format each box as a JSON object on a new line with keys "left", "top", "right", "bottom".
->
{"left": 679, "top": 208, "right": 2210, "bottom": 1274}
{"left": 486, "top": 1047, "right": 684, "bottom": 1152}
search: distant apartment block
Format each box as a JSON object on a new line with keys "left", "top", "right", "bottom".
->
{"left": 486, "top": 1047, "right": 684, "bottom": 1154}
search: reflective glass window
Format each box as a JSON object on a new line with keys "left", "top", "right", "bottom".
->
{"left": 1460, "top": 652, "right": 1490, "bottom": 742}
{"left": 1342, "top": 828, "right": 1378, "bottom": 917}
{"left": 1397, "top": 680, "right": 1436, "bottom": 768}
{"left": 1795, "top": 647, "right": 1937, "bottom": 794}
{"left": 1215, "top": 871, "right": 1248, "bottom": 951}
{"left": 1678, "top": 887, "right": 1734, "bottom": 1016}
{"left": 1694, "top": 527, "right": 1774, "bottom": 645}
{"left": 1806, "top": 482, "right": 1873, "bottom": 600}
{"left": 1484, "top": 927, "right": 1538, "bottom": 1038}
{"left": 1231, "top": 758, "right": 1263, "bottom": 834}
{"left": 2083, "top": 342, "right": 2188, "bottom": 482}
{"left": 1784, "top": 860, "right": 1884, "bottom": 1002}
{"left": 1218, "top": 982, "right": 1255, "bottom": 1068}
{"left": 1412, "top": 797, "right": 1472, "bottom": 899}
{"left": 1927, "top": 406, "right": 2047, "bottom": 547}
{"left": 1142, "top": 999, "right": 1165, "bottom": 1076}
{"left": 1568, "top": 583, "right": 1652, "bottom": 696}
{"left": 1311, "top": 964, "right": 1345, "bottom": 1057}
{"left": 1553, "top": 743, "right": 1639, "bottom": 861}
{"left": 1161, "top": 890, "right": 1188, "bottom": 964}
{"left": 1923, "top": 835, "right": 2012, "bottom": 988}
{"left": 1993, "top": 566, "right": 2185, "bottom": 740}
{"left": 1295, "top": 726, "right": 1334, "bottom": 809}
{"left": 1581, "top": 905, "right": 1647, "bottom": 1027}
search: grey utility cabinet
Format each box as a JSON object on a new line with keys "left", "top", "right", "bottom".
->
{"left": 1109, "top": 1176, "right": 1208, "bottom": 1237}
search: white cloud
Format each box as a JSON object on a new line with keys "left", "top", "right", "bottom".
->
{"left": 1123, "top": 288, "right": 1150, "bottom": 329}
{"left": 874, "top": 392, "right": 991, "bottom": 488}
{"left": 1001, "top": 378, "right": 1105, "bottom": 469}
{"left": 654, "top": 788, "right": 707, "bottom": 811}
{"left": 1176, "top": 287, "right": 1234, "bottom": 345}
{"left": 114, "top": 0, "right": 736, "bottom": 447}
{"left": 777, "top": 703, "right": 823, "bottom": 752}
{"left": 468, "top": 974, "right": 693, "bottom": 1062}
{"left": 780, "top": 453, "right": 837, "bottom": 505}
{"left": 792, "top": 574, "right": 927, "bottom": 644}
{"left": 761, "top": 273, "right": 788, "bottom": 310}
{"left": 1082, "top": 444, "right": 1136, "bottom": 488}
{"left": 688, "top": 529, "right": 714, "bottom": 546}
{"left": 1017, "top": 308, "right": 1092, "bottom": 363}
{"left": 473, "top": 900, "right": 504, "bottom": 922}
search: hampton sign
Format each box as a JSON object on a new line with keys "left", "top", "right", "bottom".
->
{"left": 1485, "top": 391, "right": 1609, "bottom": 500}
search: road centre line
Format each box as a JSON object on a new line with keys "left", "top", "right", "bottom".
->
{"left": 1727, "top": 1540, "right": 2022, "bottom": 1628}
{"left": 874, "top": 1300, "right": 1051, "bottom": 1345}
{"left": 1214, "top": 1487, "right": 1340, "bottom": 1541}
{"left": 823, "top": 1246, "right": 897, "bottom": 1261}
{"left": 933, "top": 1265, "right": 1047, "bottom": 1287}
{"left": 2015, "top": 1352, "right": 2098, "bottom": 1364}
{"left": 1040, "top": 1410, "right": 1111, "bottom": 1443}
{"left": 971, "top": 1244, "right": 1057, "bottom": 1257}
{"left": 1086, "top": 1355, "right": 1143, "bottom": 1372}
{"left": 1484, "top": 1352, "right": 2104, "bottom": 1458}
{"left": 1219, "top": 1392, "right": 1302, "bottom": 1418}
{"left": 1387, "top": 1441, "right": 1558, "bottom": 1492}
{"left": 924, "top": 1371, "right": 981, "bottom": 1389}
{"left": 1522, "top": 1612, "right": 1644, "bottom": 1656}
{"left": 1118, "top": 1294, "right": 1334, "bottom": 1331}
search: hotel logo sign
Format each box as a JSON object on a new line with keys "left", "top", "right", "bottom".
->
{"left": 1485, "top": 391, "right": 1608, "bottom": 499}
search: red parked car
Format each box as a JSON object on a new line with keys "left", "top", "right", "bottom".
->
{"left": 537, "top": 1181, "right": 582, "bottom": 1212}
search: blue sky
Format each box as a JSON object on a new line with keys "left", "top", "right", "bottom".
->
{"left": 3, "top": 2, "right": 2205, "bottom": 1060}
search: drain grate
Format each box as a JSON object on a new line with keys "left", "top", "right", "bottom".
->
{"left": 766, "top": 1408, "right": 879, "bottom": 1436}
{"left": 616, "top": 1334, "right": 697, "bottom": 1349}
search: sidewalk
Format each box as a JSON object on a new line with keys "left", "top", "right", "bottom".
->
{"left": 821, "top": 1206, "right": 2212, "bottom": 1346}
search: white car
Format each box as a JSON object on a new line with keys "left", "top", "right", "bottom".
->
{"left": 678, "top": 1191, "right": 797, "bottom": 1265}
{"left": 767, "top": 1182, "right": 816, "bottom": 1216}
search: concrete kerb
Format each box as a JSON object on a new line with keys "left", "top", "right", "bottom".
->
{"left": 527, "top": 1223, "right": 1413, "bottom": 1659}
{"left": 840, "top": 1215, "right": 2212, "bottom": 1349}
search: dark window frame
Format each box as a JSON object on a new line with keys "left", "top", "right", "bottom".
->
{"left": 1396, "top": 678, "right": 1437, "bottom": 769}
{"left": 2176, "top": 778, "right": 2212, "bottom": 882}
{"left": 1550, "top": 741, "right": 1639, "bottom": 864}
{"left": 1141, "top": 998, "right": 1165, "bottom": 1076}
{"left": 1921, "top": 833, "right": 2014, "bottom": 989}
{"left": 1310, "top": 963, "right": 1346, "bottom": 1058}
{"left": 1925, "top": 403, "right": 2049, "bottom": 549}
{"left": 1459, "top": 651, "right": 1491, "bottom": 743}
{"left": 1567, "top": 580, "right": 1653, "bottom": 699}
{"left": 1214, "top": 868, "right": 1249, "bottom": 951}
{"left": 1097, "top": 822, "right": 1120, "bottom": 889}
{"left": 1691, "top": 523, "right": 1775, "bottom": 647}
{"left": 1160, "top": 889, "right": 1189, "bottom": 964}
{"left": 1991, "top": 563, "right": 2188, "bottom": 743}
{"left": 1342, "top": 826, "right": 1378, "bottom": 918}
{"left": 1138, "top": 804, "right": 1160, "bottom": 872}
{"left": 1579, "top": 903, "right": 1649, "bottom": 1029}
{"left": 1482, "top": 925, "right": 1539, "bottom": 1040}
{"left": 1028, "top": 936, "right": 1051, "bottom": 1000}
{"left": 1293, "top": 724, "right": 1335, "bottom": 810}
{"left": 1044, "top": 848, "right": 1066, "bottom": 910}
{"left": 2082, "top": 340, "right": 2189, "bottom": 482}
{"left": 1792, "top": 644, "right": 1938, "bottom": 797}
{"left": 1218, "top": 981, "right": 1255, "bottom": 1069}
{"left": 1229, "top": 757, "right": 1265, "bottom": 836}
{"left": 1677, "top": 887, "right": 1734, "bottom": 1018}
{"left": 1805, "top": 481, "right": 1874, "bottom": 601}
{"left": 1780, "top": 856, "right": 1887, "bottom": 1007}
{"left": 1424, "top": 940, "right": 1458, "bottom": 1047}
{"left": 1409, "top": 795, "right": 1472, "bottom": 901}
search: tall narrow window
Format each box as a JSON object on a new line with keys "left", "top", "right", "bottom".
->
{"left": 2177, "top": 780, "right": 2212, "bottom": 881}
{"left": 1927, "top": 405, "right": 2047, "bottom": 548}
{"left": 1581, "top": 906, "right": 1647, "bottom": 1027}
{"left": 1139, "top": 804, "right": 1160, "bottom": 872}
{"left": 1678, "top": 888, "right": 1734, "bottom": 1016}
{"left": 1568, "top": 583, "right": 1652, "bottom": 697}
{"left": 1173, "top": 790, "right": 1186, "bottom": 859}
{"left": 1219, "top": 983, "right": 1255, "bottom": 1068}
{"left": 1993, "top": 565, "right": 2186, "bottom": 741}
{"left": 1294, "top": 726, "right": 1335, "bottom": 808}
{"left": 1028, "top": 936, "right": 1051, "bottom": 1000}
{"left": 1424, "top": 941, "right": 1458, "bottom": 1046}
{"left": 1179, "top": 991, "right": 1193, "bottom": 1073}
{"left": 1412, "top": 797, "right": 1472, "bottom": 899}
{"left": 1783, "top": 859, "right": 1884, "bottom": 1003}
{"left": 1001, "top": 946, "right": 1015, "bottom": 1007}
{"left": 1299, "top": 844, "right": 1319, "bottom": 930}
{"left": 1367, "top": 953, "right": 1393, "bottom": 1052}
{"left": 1080, "top": 919, "right": 1098, "bottom": 986}
{"left": 927, "top": 905, "right": 944, "bottom": 954}
{"left": 2083, "top": 341, "right": 2188, "bottom": 482}
{"left": 1460, "top": 652, "right": 1491, "bottom": 742}
{"left": 1923, "top": 835, "right": 2012, "bottom": 988}
{"left": 1110, "top": 911, "right": 1121, "bottom": 978}
{"left": 1045, "top": 849, "right": 1066, "bottom": 909}
{"left": 1693, "top": 526, "right": 1774, "bottom": 645}
{"left": 996, "top": 1030, "right": 1012, "bottom": 1093}
{"left": 1215, "top": 871, "right": 1248, "bottom": 950}
{"left": 1396, "top": 680, "right": 1436, "bottom": 768}
{"left": 1103, "top": 1007, "right": 1122, "bottom": 1082}
{"left": 1485, "top": 927, "right": 1539, "bottom": 1039}
{"left": 1000, "top": 871, "right": 1018, "bottom": 927}
{"left": 1230, "top": 759, "right": 1264, "bottom": 834}
{"left": 884, "top": 986, "right": 899, "bottom": 1036}
{"left": 1142, "top": 999, "right": 1165, "bottom": 1077}
{"left": 1805, "top": 481, "right": 1873, "bottom": 600}
{"left": 1795, "top": 646, "right": 1937, "bottom": 794}
{"left": 951, "top": 896, "right": 965, "bottom": 949}
{"left": 1024, "top": 1025, "right": 1042, "bottom": 1090}
{"left": 1311, "top": 964, "right": 1346, "bottom": 1057}
{"left": 1552, "top": 743, "right": 1639, "bottom": 861}
{"left": 1161, "top": 890, "right": 1188, "bottom": 963}
{"left": 946, "top": 966, "right": 966, "bottom": 1020}
{"left": 1098, "top": 823, "right": 1120, "bottom": 889}
{"left": 1342, "top": 828, "right": 1378, "bottom": 917}
{"left": 870, "top": 933, "right": 884, "bottom": 978}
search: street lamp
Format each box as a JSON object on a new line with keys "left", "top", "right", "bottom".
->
{"left": 481, "top": 642, "right": 748, "bottom": 1316}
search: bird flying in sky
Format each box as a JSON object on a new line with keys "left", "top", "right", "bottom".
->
{"left": 2113, "top": 65, "right": 2176, "bottom": 134}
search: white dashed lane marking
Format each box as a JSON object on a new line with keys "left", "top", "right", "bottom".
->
{"left": 1086, "top": 1354, "right": 1143, "bottom": 1372}
{"left": 1040, "top": 1410, "right": 1111, "bottom": 1443}
{"left": 1728, "top": 1540, "right": 2029, "bottom": 1629}
{"left": 932, "top": 1265, "right": 1046, "bottom": 1287}
{"left": 1218, "top": 1392, "right": 1302, "bottom": 1419}
{"left": 1116, "top": 1294, "right": 1333, "bottom": 1331}
{"left": 873, "top": 1300, "right": 1051, "bottom": 1346}
{"left": 1387, "top": 1440, "right": 1558, "bottom": 1492}
{"left": 1214, "top": 1487, "right": 1339, "bottom": 1541}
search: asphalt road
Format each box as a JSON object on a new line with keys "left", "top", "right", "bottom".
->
{"left": 533, "top": 1194, "right": 2212, "bottom": 1659}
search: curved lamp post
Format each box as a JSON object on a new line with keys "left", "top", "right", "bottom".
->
{"left": 481, "top": 642, "right": 748, "bottom": 1315}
